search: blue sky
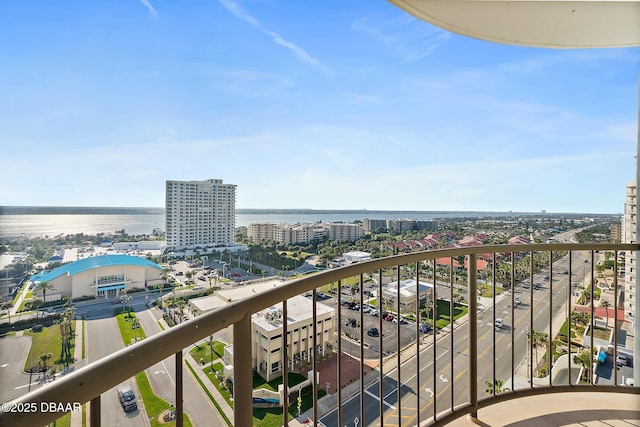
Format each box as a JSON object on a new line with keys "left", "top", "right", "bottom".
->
{"left": 1, "top": 0, "right": 637, "bottom": 213}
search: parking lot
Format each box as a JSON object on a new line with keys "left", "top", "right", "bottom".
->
{"left": 306, "top": 287, "right": 431, "bottom": 361}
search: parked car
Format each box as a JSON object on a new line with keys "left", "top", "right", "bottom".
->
{"left": 369, "top": 309, "right": 379, "bottom": 317}
{"left": 362, "top": 305, "right": 371, "bottom": 313}
{"left": 117, "top": 385, "right": 138, "bottom": 412}
{"left": 317, "top": 292, "right": 330, "bottom": 300}
{"left": 363, "top": 290, "right": 373, "bottom": 297}
{"left": 617, "top": 354, "right": 628, "bottom": 367}
{"left": 367, "top": 327, "right": 379, "bottom": 337}
{"left": 419, "top": 323, "right": 432, "bottom": 333}
{"left": 384, "top": 314, "right": 395, "bottom": 322}
{"left": 344, "top": 318, "right": 357, "bottom": 328}
{"left": 494, "top": 318, "right": 503, "bottom": 330}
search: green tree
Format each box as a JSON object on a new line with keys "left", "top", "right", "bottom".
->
{"left": 37, "top": 281, "right": 55, "bottom": 305}
{"left": 484, "top": 378, "right": 509, "bottom": 395}
{"left": 527, "top": 330, "right": 548, "bottom": 372}
{"left": 39, "top": 352, "right": 53, "bottom": 373}
{"left": 1, "top": 301, "right": 12, "bottom": 323}
{"left": 573, "top": 349, "right": 593, "bottom": 383}
{"left": 601, "top": 301, "right": 611, "bottom": 328}
{"left": 30, "top": 298, "right": 44, "bottom": 318}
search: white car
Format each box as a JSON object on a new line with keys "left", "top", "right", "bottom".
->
{"left": 494, "top": 318, "right": 503, "bottom": 330}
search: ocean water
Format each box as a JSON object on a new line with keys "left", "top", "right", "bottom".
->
{"left": 0, "top": 207, "right": 555, "bottom": 239}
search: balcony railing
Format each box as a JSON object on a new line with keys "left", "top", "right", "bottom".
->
{"left": 2, "top": 243, "right": 639, "bottom": 427}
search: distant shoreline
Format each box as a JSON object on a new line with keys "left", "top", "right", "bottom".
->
{"left": 0, "top": 206, "right": 616, "bottom": 216}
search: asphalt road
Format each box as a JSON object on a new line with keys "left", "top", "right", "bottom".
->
{"left": 136, "top": 307, "right": 224, "bottom": 427}
{"left": 87, "top": 317, "right": 148, "bottom": 426}
{"left": 320, "top": 250, "right": 594, "bottom": 427}
{"left": 0, "top": 335, "right": 35, "bottom": 403}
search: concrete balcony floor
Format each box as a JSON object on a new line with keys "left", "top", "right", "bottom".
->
{"left": 448, "top": 392, "right": 640, "bottom": 427}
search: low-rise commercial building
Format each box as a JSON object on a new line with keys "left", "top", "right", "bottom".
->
{"left": 31, "top": 254, "right": 163, "bottom": 301}
{"left": 382, "top": 279, "right": 433, "bottom": 314}
{"left": 189, "top": 281, "right": 336, "bottom": 381}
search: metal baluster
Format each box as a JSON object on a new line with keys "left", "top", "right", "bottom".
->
{"left": 468, "top": 254, "right": 478, "bottom": 419}
{"left": 176, "top": 350, "right": 183, "bottom": 427}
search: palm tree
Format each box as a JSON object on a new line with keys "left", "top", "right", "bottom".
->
{"left": 573, "top": 349, "right": 593, "bottom": 383}
{"left": 484, "top": 378, "right": 509, "bottom": 395}
{"left": 37, "top": 281, "right": 55, "bottom": 305}
{"left": 1, "top": 301, "right": 12, "bottom": 324}
{"left": 600, "top": 301, "right": 611, "bottom": 329}
{"left": 59, "top": 315, "right": 73, "bottom": 365}
{"left": 527, "top": 330, "right": 548, "bottom": 373}
{"left": 153, "top": 283, "right": 164, "bottom": 308}
{"left": 30, "top": 298, "right": 44, "bottom": 318}
{"left": 350, "top": 283, "right": 359, "bottom": 301}
{"left": 39, "top": 352, "right": 53, "bottom": 373}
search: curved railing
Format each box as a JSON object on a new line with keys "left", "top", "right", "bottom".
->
{"left": 2, "top": 243, "right": 639, "bottom": 427}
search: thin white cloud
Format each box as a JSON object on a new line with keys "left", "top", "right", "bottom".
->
{"left": 342, "top": 92, "right": 382, "bottom": 105}
{"left": 216, "top": 0, "right": 331, "bottom": 75}
{"left": 352, "top": 14, "right": 450, "bottom": 62}
{"left": 139, "top": 0, "right": 157, "bottom": 14}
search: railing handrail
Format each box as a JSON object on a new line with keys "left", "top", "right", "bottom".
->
{"left": 2, "top": 243, "right": 637, "bottom": 427}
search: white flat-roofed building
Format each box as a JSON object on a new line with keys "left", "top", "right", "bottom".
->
{"left": 382, "top": 279, "right": 433, "bottom": 314}
{"left": 165, "top": 179, "right": 236, "bottom": 250}
{"left": 247, "top": 223, "right": 278, "bottom": 243}
{"left": 363, "top": 218, "right": 387, "bottom": 232}
{"left": 328, "top": 223, "right": 363, "bottom": 241}
{"left": 253, "top": 295, "right": 335, "bottom": 381}
{"left": 273, "top": 223, "right": 327, "bottom": 245}
{"left": 343, "top": 250, "right": 371, "bottom": 263}
{"left": 188, "top": 280, "right": 336, "bottom": 381}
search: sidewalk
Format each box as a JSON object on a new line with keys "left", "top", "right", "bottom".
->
{"left": 183, "top": 351, "right": 235, "bottom": 424}
{"left": 155, "top": 314, "right": 235, "bottom": 425}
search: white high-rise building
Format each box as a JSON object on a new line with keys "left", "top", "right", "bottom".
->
{"left": 623, "top": 181, "right": 636, "bottom": 324}
{"left": 165, "top": 179, "right": 236, "bottom": 250}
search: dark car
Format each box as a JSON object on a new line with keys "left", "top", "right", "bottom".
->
{"left": 367, "top": 327, "right": 379, "bottom": 337}
{"left": 117, "top": 385, "right": 138, "bottom": 412}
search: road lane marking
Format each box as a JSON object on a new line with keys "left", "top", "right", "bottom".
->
{"left": 365, "top": 389, "right": 396, "bottom": 410}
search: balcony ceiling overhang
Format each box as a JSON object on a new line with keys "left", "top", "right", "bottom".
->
{"left": 388, "top": 0, "right": 640, "bottom": 48}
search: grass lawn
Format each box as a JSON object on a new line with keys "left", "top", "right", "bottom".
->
{"left": 115, "top": 312, "right": 147, "bottom": 346}
{"left": 189, "top": 340, "right": 227, "bottom": 365}
{"left": 422, "top": 300, "right": 468, "bottom": 330}
{"left": 480, "top": 285, "right": 504, "bottom": 298}
{"left": 23, "top": 323, "right": 74, "bottom": 372}
{"left": 252, "top": 388, "right": 327, "bottom": 427}
{"left": 51, "top": 409, "right": 72, "bottom": 427}
{"left": 135, "top": 371, "right": 192, "bottom": 427}
{"left": 252, "top": 371, "right": 307, "bottom": 391}
{"left": 203, "top": 362, "right": 233, "bottom": 405}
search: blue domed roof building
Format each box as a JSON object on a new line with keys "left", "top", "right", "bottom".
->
{"left": 32, "top": 254, "right": 163, "bottom": 301}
